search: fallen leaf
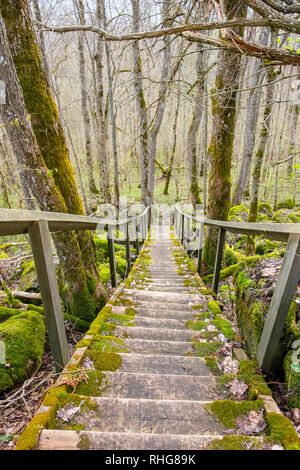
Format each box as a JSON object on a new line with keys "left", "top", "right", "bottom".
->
{"left": 220, "top": 356, "right": 239, "bottom": 375}
{"left": 229, "top": 378, "right": 248, "bottom": 399}
{"left": 236, "top": 410, "right": 267, "bottom": 435}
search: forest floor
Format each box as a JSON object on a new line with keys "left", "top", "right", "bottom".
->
{"left": 0, "top": 323, "right": 83, "bottom": 450}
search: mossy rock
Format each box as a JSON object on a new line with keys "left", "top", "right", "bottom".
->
{"left": 273, "top": 209, "right": 290, "bottom": 223}
{"left": 229, "top": 205, "right": 249, "bottom": 222}
{"left": 258, "top": 202, "right": 273, "bottom": 216}
{"left": 98, "top": 264, "right": 111, "bottom": 285}
{"left": 0, "top": 310, "right": 45, "bottom": 392}
{"left": 206, "top": 435, "right": 267, "bottom": 450}
{"left": 224, "top": 244, "right": 242, "bottom": 267}
{"left": 0, "top": 306, "right": 21, "bottom": 323}
{"left": 288, "top": 211, "right": 300, "bottom": 223}
{"left": 276, "top": 198, "right": 295, "bottom": 210}
{"left": 0, "top": 250, "right": 9, "bottom": 259}
{"left": 255, "top": 239, "right": 278, "bottom": 256}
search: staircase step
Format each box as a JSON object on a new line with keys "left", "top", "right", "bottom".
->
{"left": 134, "top": 315, "right": 186, "bottom": 329}
{"left": 147, "top": 286, "right": 191, "bottom": 293}
{"left": 112, "top": 325, "right": 194, "bottom": 341}
{"left": 124, "top": 338, "right": 194, "bottom": 355}
{"left": 126, "top": 290, "right": 200, "bottom": 304}
{"left": 101, "top": 372, "right": 217, "bottom": 401}
{"left": 136, "top": 302, "right": 195, "bottom": 312}
{"left": 136, "top": 307, "right": 196, "bottom": 319}
{"left": 75, "top": 397, "right": 224, "bottom": 435}
{"left": 38, "top": 430, "right": 223, "bottom": 450}
{"left": 118, "top": 353, "right": 210, "bottom": 375}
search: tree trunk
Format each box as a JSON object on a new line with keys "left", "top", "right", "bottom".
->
{"left": 131, "top": 0, "right": 149, "bottom": 206}
{"left": 232, "top": 28, "right": 270, "bottom": 206}
{"left": 95, "top": 0, "right": 111, "bottom": 203}
{"left": 187, "top": 44, "right": 204, "bottom": 209}
{"left": 0, "top": 0, "right": 107, "bottom": 319}
{"left": 163, "top": 85, "right": 181, "bottom": 195}
{"left": 147, "top": 0, "right": 171, "bottom": 205}
{"left": 248, "top": 68, "right": 276, "bottom": 222}
{"left": 74, "top": 0, "right": 97, "bottom": 194}
{"left": 203, "top": 1, "right": 246, "bottom": 274}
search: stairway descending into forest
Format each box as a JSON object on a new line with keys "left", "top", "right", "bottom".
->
{"left": 35, "top": 224, "right": 227, "bottom": 450}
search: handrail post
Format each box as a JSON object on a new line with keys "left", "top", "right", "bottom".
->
{"left": 28, "top": 220, "right": 69, "bottom": 372}
{"left": 197, "top": 222, "right": 204, "bottom": 275}
{"left": 186, "top": 218, "right": 190, "bottom": 251}
{"left": 212, "top": 227, "right": 226, "bottom": 294}
{"left": 257, "top": 234, "right": 300, "bottom": 373}
{"left": 107, "top": 225, "right": 117, "bottom": 288}
{"left": 136, "top": 221, "right": 140, "bottom": 255}
{"left": 125, "top": 222, "right": 131, "bottom": 273}
{"left": 181, "top": 213, "right": 184, "bottom": 245}
{"left": 148, "top": 205, "right": 152, "bottom": 232}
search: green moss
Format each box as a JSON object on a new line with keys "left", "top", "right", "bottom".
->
{"left": 208, "top": 301, "right": 222, "bottom": 316}
{"left": 276, "top": 198, "right": 295, "bottom": 210}
{"left": 186, "top": 320, "right": 209, "bottom": 331}
{"left": 258, "top": 202, "right": 273, "bottom": 216}
{"left": 212, "top": 315, "right": 236, "bottom": 341}
{"left": 78, "top": 434, "right": 91, "bottom": 450}
{"left": 224, "top": 244, "right": 242, "bottom": 266}
{"left": 64, "top": 313, "right": 90, "bottom": 332}
{"left": 283, "top": 350, "right": 300, "bottom": 408}
{"left": 192, "top": 342, "right": 221, "bottom": 357}
{"left": 87, "top": 350, "right": 122, "bottom": 371}
{"left": 73, "top": 370, "right": 107, "bottom": 396}
{"left": 229, "top": 205, "right": 249, "bottom": 222}
{"left": 266, "top": 413, "right": 300, "bottom": 450}
{"left": 238, "top": 360, "right": 272, "bottom": 396}
{"left": 91, "top": 334, "right": 128, "bottom": 353}
{"left": 205, "top": 356, "right": 221, "bottom": 375}
{"left": 207, "top": 435, "right": 265, "bottom": 450}
{"left": 0, "top": 310, "right": 45, "bottom": 392}
{"left": 71, "top": 287, "right": 97, "bottom": 323}
{"left": 206, "top": 400, "right": 265, "bottom": 428}
{"left": 200, "top": 288, "right": 215, "bottom": 296}
{"left": 0, "top": 306, "right": 21, "bottom": 323}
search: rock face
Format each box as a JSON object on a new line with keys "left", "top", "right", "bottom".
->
{"left": 0, "top": 310, "right": 45, "bottom": 392}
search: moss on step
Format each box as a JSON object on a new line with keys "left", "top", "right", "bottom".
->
{"left": 192, "top": 342, "right": 221, "bottom": 357}
{"left": 207, "top": 301, "right": 222, "bottom": 316}
{"left": 266, "top": 413, "right": 300, "bottom": 450}
{"left": 206, "top": 435, "right": 267, "bottom": 450}
{"left": 186, "top": 319, "right": 209, "bottom": 331}
{"left": 206, "top": 399, "right": 265, "bottom": 428}
{"left": 205, "top": 356, "right": 221, "bottom": 375}
{"left": 212, "top": 315, "right": 236, "bottom": 341}
{"left": 87, "top": 350, "right": 122, "bottom": 371}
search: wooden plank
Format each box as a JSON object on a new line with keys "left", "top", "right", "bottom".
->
{"left": 125, "top": 222, "right": 131, "bottom": 273}
{"left": 212, "top": 228, "right": 226, "bottom": 294}
{"left": 181, "top": 214, "right": 185, "bottom": 245}
{"left": 28, "top": 221, "right": 69, "bottom": 372}
{"left": 197, "top": 222, "right": 204, "bottom": 276}
{"left": 136, "top": 222, "right": 140, "bottom": 255}
{"left": 257, "top": 233, "right": 300, "bottom": 373}
{"left": 107, "top": 226, "right": 117, "bottom": 288}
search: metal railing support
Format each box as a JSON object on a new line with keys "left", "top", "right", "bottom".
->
{"left": 28, "top": 220, "right": 69, "bottom": 372}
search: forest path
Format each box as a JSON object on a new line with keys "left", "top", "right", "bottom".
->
{"left": 21, "top": 225, "right": 266, "bottom": 450}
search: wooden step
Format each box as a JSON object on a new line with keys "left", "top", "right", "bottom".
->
{"left": 101, "top": 372, "right": 217, "bottom": 401}
{"left": 110, "top": 325, "right": 195, "bottom": 342}
{"left": 124, "top": 338, "right": 194, "bottom": 355}
{"left": 118, "top": 353, "right": 210, "bottom": 376}
{"left": 38, "top": 430, "right": 223, "bottom": 450}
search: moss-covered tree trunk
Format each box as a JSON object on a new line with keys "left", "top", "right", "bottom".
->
{"left": 248, "top": 67, "right": 276, "bottom": 223}
{"left": 0, "top": 1, "right": 107, "bottom": 319}
{"left": 131, "top": 0, "right": 149, "bottom": 206}
{"left": 202, "top": 1, "right": 246, "bottom": 273}
{"left": 163, "top": 85, "right": 180, "bottom": 195}
{"left": 187, "top": 44, "right": 204, "bottom": 210}
{"left": 75, "top": 0, "right": 97, "bottom": 194}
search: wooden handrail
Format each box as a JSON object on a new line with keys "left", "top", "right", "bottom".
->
{"left": 173, "top": 205, "right": 300, "bottom": 374}
{"left": 0, "top": 206, "right": 151, "bottom": 372}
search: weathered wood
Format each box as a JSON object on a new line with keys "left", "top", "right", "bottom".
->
{"left": 136, "top": 222, "right": 140, "bottom": 255}
{"left": 28, "top": 220, "right": 69, "bottom": 372}
{"left": 125, "top": 222, "right": 131, "bottom": 273}
{"left": 181, "top": 214, "right": 185, "bottom": 245}
{"left": 212, "top": 228, "right": 226, "bottom": 294}
{"left": 197, "top": 222, "right": 204, "bottom": 275}
{"left": 257, "top": 233, "right": 300, "bottom": 373}
{"left": 107, "top": 226, "right": 116, "bottom": 288}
